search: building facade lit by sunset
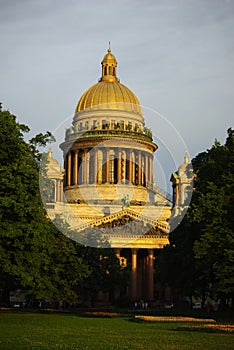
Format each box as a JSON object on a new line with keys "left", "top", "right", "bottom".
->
{"left": 46, "top": 47, "right": 192, "bottom": 302}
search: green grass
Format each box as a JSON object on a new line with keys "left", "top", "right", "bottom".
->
{"left": 0, "top": 311, "right": 233, "bottom": 350}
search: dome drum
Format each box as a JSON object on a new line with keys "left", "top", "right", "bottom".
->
{"left": 63, "top": 183, "right": 156, "bottom": 204}
{"left": 72, "top": 109, "right": 146, "bottom": 142}
{"left": 73, "top": 108, "right": 144, "bottom": 128}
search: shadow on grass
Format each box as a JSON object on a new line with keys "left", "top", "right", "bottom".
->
{"left": 172, "top": 326, "right": 234, "bottom": 334}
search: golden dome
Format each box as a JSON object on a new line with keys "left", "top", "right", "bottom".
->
{"left": 75, "top": 47, "right": 142, "bottom": 116}
{"left": 75, "top": 81, "right": 142, "bottom": 115}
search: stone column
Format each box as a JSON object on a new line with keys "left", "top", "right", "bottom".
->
{"left": 131, "top": 248, "right": 138, "bottom": 300}
{"left": 97, "top": 150, "right": 103, "bottom": 184}
{"left": 141, "top": 155, "right": 144, "bottom": 186}
{"left": 81, "top": 152, "right": 85, "bottom": 184}
{"left": 94, "top": 150, "right": 98, "bottom": 184}
{"left": 179, "top": 183, "right": 185, "bottom": 206}
{"left": 54, "top": 180, "right": 57, "bottom": 202}
{"left": 105, "top": 149, "right": 110, "bottom": 183}
{"left": 109, "top": 152, "right": 114, "bottom": 183}
{"left": 145, "top": 153, "right": 149, "bottom": 187}
{"left": 83, "top": 150, "right": 88, "bottom": 184}
{"left": 86, "top": 151, "right": 90, "bottom": 184}
{"left": 57, "top": 180, "right": 60, "bottom": 202}
{"left": 138, "top": 151, "right": 142, "bottom": 185}
{"left": 128, "top": 151, "right": 132, "bottom": 183}
{"left": 132, "top": 152, "right": 136, "bottom": 185}
{"left": 63, "top": 157, "right": 66, "bottom": 187}
{"left": 149, "top": 156, "right": 153, "bottom": 185}
{"left": 117, "top": 150, "right": 122, "bottom": 182}
{"left": 56, "top": 180, "right": 59, "bottom": 202}
{"left": 60, "top": 180, "right": 63, "bottom": 202}
{"left": 67, "top": 152, "right": 71, "bottom": 186}
{"left": 122, "top": 151, "right": 126, "bottom": 182}
{"left": 74, "top": 150, "right": 78, "bottom": 185}
{"left": 147, "top": 249, "right": 154, "bottom": 300}
{"left": 59, "top": 180, "right": 63, "bottom": 202}
{"left": 60, "top": 180, "right": 64, "bottom": 202}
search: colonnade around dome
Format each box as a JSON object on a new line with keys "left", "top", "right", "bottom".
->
{"left": 65, "top": 117, "right": 152, "bottom": 141}
{"left": 63, "top": 147, "right": 154, "bottom": 190}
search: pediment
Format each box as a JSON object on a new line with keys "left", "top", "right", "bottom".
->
{"left": 75, "top": 208, "right": 169, "bottom": 236}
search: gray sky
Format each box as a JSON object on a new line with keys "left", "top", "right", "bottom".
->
{"left": 1, "top": 0, "right": 234, "bottom": 188}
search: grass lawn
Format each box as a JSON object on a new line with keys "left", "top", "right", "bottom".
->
{"left": 0, "top": 311, "right": 233, "bottom": 350}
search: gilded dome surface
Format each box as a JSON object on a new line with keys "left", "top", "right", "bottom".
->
{"left": 75, "top": 47, "right": 142, "bottom": 116}
{"left": 101, "top": 49, "right": 117, "bottom": 65}
{"left": 75, "top": 81, "right": 142, "bottom": 116}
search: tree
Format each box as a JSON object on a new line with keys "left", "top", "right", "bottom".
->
{"left": 0, "top": 105, "right": 89, "bottom": 305}
{"left": 79, "top": 247, "right": 129, "bottom": 306}
{"left": 156, "top": 216, "right": 202, "bottom": 305}
{"left": 191, "top": 129, "right": 234, "bottom": 302}
{"left": 157, "top": 128, "right": 234, "bottom": 306}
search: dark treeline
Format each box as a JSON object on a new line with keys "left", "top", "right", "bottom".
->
{"left": 156, "top": 127, "right": 234, "bottom": 308}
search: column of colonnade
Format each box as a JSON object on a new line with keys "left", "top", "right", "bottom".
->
{"left": 67, "top": 151, "right": 71, "bottom": 186}
{"left": 131, "top": 249, "right": 138, "bottom": 300}
{"left": 147, "top": 249, "right": 154, "bottom": 300}
{"left": 105, "top": 149, "right": 110, "bottom": 183}
{"left": 137, "top": 151, "right": 142, "bottom": 185}
{"left": 74, "top": 150, "right": 78, "bottom": 185}
{"left": 117, "top": 149, "right": 122, "bottom": 182}
{"left": 128, "top": 150, "right": 132, "bottom": 183}
{"left": 56, "top": 180, "right": 63, "bottom": 202}
{"left": 130, "top": 248, "right": 155, "bottom": 301}
{"left": 86, "top": 152, "right": 90, "bottom": 185}
{"left": 145, "top": 154, "right": 148, "bottom": 187}
{"left": 64, "top": 148, "right": 154, "bottom": 188}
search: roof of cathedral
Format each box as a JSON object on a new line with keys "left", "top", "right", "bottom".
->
{"left": 75, "top": 46, "right": 142, "bottom": 116}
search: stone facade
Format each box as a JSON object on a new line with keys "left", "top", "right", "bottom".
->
{"left": 46, "top": 47, "right": 177, "bottom": 301}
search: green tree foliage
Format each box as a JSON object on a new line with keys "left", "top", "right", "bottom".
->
{"left": 0, "top": 105, "right": 89, "bottom": 305}
{"left": 156, "top": 216, "right": 202, "bottom": 304}
{"left": 192, "top": 128, "right": 234, "bottom": 300}
{"left": 157, "top": 128, "right": 234, "bottom": 305}
{"left": 79, "top": 247, "right": 129, "bottom": 306}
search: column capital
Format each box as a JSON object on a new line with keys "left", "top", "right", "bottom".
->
{"left": 132, "top": 248, "right": 138, "bottom": 254}
{"left": 148, "top": 248, "right": 154, "bottom": 256}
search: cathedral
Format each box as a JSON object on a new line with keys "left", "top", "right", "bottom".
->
{"left": 45, "top": 46, "right": 192, "bottom": 302}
